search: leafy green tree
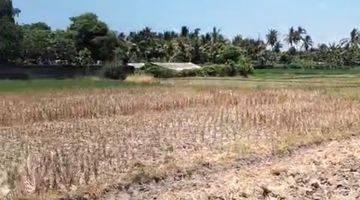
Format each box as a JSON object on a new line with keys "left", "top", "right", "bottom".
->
{"left": 75, "top": 48, "right": 93, "bottom": 66}
{"left": 22, "top": 22, "right": 51, "bottom": 31}
{"left": 219, "top": 45, "right": 242, "bottom": 63}
{"left": 91, "top": 31, "right": 118, "bottom": 61}
{"left": 69, "top": 13, "right": 115, "bottom": 61}
{"left": 21, "top": 23, "right": 53, "bottom": 63}
{"left": 51, "top": 30, "right": 77, "bottom": 63}
{"left": 0, "top": 0, "right": 22, "bottom": 62}
{"left": 0, "top": 0, "right": 17, "bottom": 21}
{"left": 0, "top": 17, "right": 22, "bottom": 62}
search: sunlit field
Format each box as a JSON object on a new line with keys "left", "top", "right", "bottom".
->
{"left": 0, "top": 69, "right": 359, "bottom": 199}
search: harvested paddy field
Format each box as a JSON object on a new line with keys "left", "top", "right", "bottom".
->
{"left": 0, "top": 72, "right": 359, "bottom": 200}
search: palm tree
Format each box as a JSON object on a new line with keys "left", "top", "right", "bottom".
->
{"left": 211, "top": 27, "right": 221, "bottom": 43}
{"left": 287, "top": 26, "right": 307, "bottom": 50}
{"left": 297, "top": 26, "right": 307, "bottom": 35}
{"left": 350, "top": 29, "right": 359, "bottom": 44}
{"left": 190, "top": 28, "right": 201, "bottom": 39}
{"left": 232, "top": 35, "right": 243, "bottom": 46}
{"left": 346, "top": 28, "right": 360, "bottom": 49}
{"left": 266, "top": 29, "right": 279, "bottom": 51}
{"left": 286, "top": 27, "right": 296, "bottom": 47}
{"left": 165, "top": 42, "right": 176, "bottom": 62}
{"left": 13, "top": 8, "right": 21, "bottom": 17}
{"left": 293, "top": 27, "right": 306, "bottom": 48}
{"left": 302, "top": 35, "right": 313, "bottom": 51}
{"left": 180, "top": 26, "right": 189, "bottom": 38}
{"left": 273, "top": 42, "right": 282, "bottom": 53}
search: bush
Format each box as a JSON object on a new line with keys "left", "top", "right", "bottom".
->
{"left": 179, "top": 69, "right": 198, "bottom": 77}
{"left": 100, "top": 62, "right": 127, "bottom": 80}
{"left": 75, "top": 48, "right": 93, "bottom": 66}
{"left": 200, "top": 65, "right": 237, "bottom": 77}
{"left": 140, "top": 63, "right": 177, "bottom": 78}
{"left": 230, "top": 56, "right": 254, "bottom": 77}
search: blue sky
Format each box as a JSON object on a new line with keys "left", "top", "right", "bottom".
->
{"left": 13, "top": 0, "right": 360, "bottom": 44}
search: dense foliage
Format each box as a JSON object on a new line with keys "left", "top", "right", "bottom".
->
{"left": 2, "top": 0, "right": 360, "bottom": 73}
{"left": 0, "top": 0, "right": 22, "bottom": 62}
{"left": 101, "top": 62, "right": 127, "bottom": 80}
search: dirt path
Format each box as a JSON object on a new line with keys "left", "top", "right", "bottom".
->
{"left": 100, "top": 137, "right": 360, "bottom": 200}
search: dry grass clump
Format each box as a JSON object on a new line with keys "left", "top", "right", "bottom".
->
{"left": 0, "top": 86, "right": 359, "bottom": 199}
{"left": 125, "top": 74, "right": 155, "bottom": 84}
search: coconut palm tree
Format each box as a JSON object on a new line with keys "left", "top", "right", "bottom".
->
{"left": 273, "top": 42, "right": 282, "bottom": 53}
{"left": 297, "top": 26, "right": 307, "bottom": 36}
{"left": 286, "top": 27, "right": 296, "bottom": 47}
{"left": 293, "top": 27, "right": 306, "bottom": 48}
{"left": 350, "top": 29, "right": 358, "bottom": 43}
{"left": 266, "top": 29, "right": 279, "bottom": 51}
{"left": 287, "top": 26, "right": 308, "bottom": 50}
{"left": 180, "top": 26, "right": 189, "bottom": 38}
{"left": 347, "top": 28, "right": 360, "bottom": 49}
{"left": 302, "top": 35, "right": 313, "bottom": 51}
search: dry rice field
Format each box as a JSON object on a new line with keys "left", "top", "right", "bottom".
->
{"left": 0, "top": 75, "right": 360, "bottom": 199}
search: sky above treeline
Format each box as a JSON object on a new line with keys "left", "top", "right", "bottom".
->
{"left": 13, "top": 0, "right": 360, "bottom": 45}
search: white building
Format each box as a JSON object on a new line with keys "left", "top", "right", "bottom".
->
{"left": 128, "top": 62, "right": 201, "bottom": 71}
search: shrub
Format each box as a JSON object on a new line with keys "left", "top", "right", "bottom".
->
{"left": 140, "top": 63, "right": 177, "bottom": 78}
{"left": 179, "top": 69, "right": 198, "bottom": 77}
{"left": 230, "top": 56, "right": 254, "bottom": 77}
{"left": 219, "top": 46, "right": 242, "bottom": 63}
{"left": 199, "top": 65, "right": 237, "bottom": 77}
{"left": 279, "top": 53, "right": 293, "bottom": 65}
{"left": 100, "top": 62, "right": 127, "bottom": 80}
{"left": 291, "top": 58, "right": 316, "bottom": 69}
{"left": 75, "top": 48, "right": 93, "bottom": 66}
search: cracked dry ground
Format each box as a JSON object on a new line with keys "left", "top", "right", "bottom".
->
{"left": 101, "top": 137, "right": 360, "bottom": 200}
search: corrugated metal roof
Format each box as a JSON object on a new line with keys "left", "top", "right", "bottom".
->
{"left": 128, "top": 62, "right": 201, "bottom": 71}
{"left": 128, "top": 63, "right": 145, "bottom": 69}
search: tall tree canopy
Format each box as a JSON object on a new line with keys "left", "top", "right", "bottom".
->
{"left": 68, "top": 13, "right": 115, "bottom": 61}
{"left": 0, "top": 0, "right": 22, "bottom": 62}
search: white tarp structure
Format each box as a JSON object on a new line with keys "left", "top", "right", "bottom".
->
{"left": 127, "top": 63, "right": 146, "bottom": 69}
{"left": 128, "top": 62, "right": 201, "bottom": 71}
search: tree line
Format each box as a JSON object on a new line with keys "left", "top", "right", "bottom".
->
{"left": 1, "top": 0, "right": 360, "bottom": 68}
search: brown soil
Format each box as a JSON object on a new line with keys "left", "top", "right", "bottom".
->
{"left": 100, "top": 137, "right": 360, "bottom": 200}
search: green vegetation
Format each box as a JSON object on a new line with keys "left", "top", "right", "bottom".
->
{"left": 0, "top": 0, "right": 22, "bottom": 62}
{"left": 1, "top": 0, "right": 360, "bottom": 79}
{"left": 253, "top": 67, "right": 360, "bottom": 79}
{"left": 0, "top": 78, "right": 154, "bottom": 93}
{"left": 101, "top": 62, "right": 128, "bottom": 80}
{"left": 1, "top": 67, "right": 358, "bottom": 93}
{"left": 162, "top": 67, "right": 360, "bottom": 95}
